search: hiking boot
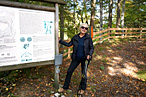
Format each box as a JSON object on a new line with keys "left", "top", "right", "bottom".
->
{"left": 78, "top": 90, "right": 84, "bottom": 95}
{"left": 58, "top": 88, "right": 64, "bottom": 93}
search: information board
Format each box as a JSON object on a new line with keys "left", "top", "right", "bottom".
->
{"left": 0, "top": 6, "right": 55, "bottom": 66}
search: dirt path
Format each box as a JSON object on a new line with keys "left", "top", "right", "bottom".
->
{"left": 1, "top": 38, "right": 146, "bottom": 97}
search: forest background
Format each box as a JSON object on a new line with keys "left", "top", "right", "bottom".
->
{"left": 10, "top": 0, "right": 146, "bottom": 40}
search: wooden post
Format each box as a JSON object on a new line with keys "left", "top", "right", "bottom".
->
{"left": 91, "top": 26, "right": 93, "bottom": 39}
{"left": 54, "top": 3, "right": 59, "bottom": 89}
{"left": 108, "top": 27, "right": 110, "bottom": 40}
{"left": 140, "top": 27, "right": 142, "bottom": 39}
{"left": 125, "top": 27, "right": 127, "bottom": 37}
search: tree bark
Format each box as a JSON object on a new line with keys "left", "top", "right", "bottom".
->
{"left": 84, "top": 0, "right": 88, "bottom": 24}
{"left": 121, "top": 0, "right": 125, "bottom": 28}
{"left": 116, "top": 0, "right": 121, "bottom": 28}
{"left": 90, "top": 0, "right": 96, "bottom": 27}
{"left": 81, "top": 11, "right": 84, "bottom": 23}
{"left": 73, "top": 0, "right": 76, "bottom": 33}
{"left": 59, "top": 5, "right": 64, "bottom": 53}
{"left": 99, "top": 0, "right": 103, "bottom": 41}
{"left": 108, "top": 0, "right": 113, "bottom": 28}
{"left": 100, "top": 0, "right": 103, "bottom": 31}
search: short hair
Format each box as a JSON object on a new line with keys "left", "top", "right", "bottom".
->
{"left": 79, "top": 23, "right": 89, "bottom": 29}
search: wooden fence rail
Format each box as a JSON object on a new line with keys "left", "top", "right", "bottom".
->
{"left": 59, "top": 28, "right": 146, "bottom": 60}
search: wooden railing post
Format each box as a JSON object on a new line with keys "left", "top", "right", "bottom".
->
{"left": 140, "top": 27, "right": 142, "bottom": 39}
{"left": 68, "top": 48, "right": 70, "bottom": 58}
{"left": 125, "top": 27, "right": 127, "bottom": 37}
{"left": 108, "top": 27, "right": 111, "bottom": 40}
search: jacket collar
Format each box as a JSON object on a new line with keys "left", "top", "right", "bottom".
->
{"left": 74, "top": 33, "right": 90, "bottom": 41}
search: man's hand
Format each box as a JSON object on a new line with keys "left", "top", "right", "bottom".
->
{"left": 87, "top": 55, "right": 90, "bottom": 60}
{"left": 58, "top": 37, "right": 60, "bottom": 42}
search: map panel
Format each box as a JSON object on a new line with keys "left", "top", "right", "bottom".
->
{"left": 0, "top": 6, "right": 55, "bottom": 66}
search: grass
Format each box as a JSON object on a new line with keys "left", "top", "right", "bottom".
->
{"left": 100, "top": 66, "right": 104, "bottom": 70}
{"left": 117, "top": 47, "right": 121, "bottom": 50}
{"left": 103, "top": 55, "right": 107, "bottom": 58}
{"left": 136, "top": 70, "right": 146, "bottom": 82}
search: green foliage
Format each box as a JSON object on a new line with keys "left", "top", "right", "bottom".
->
{"left": 103, "top": 55, "right": 107, "bottom": 58}
{"left": 125, "top": 0, "right": 146, "bottom": 27}
{"left": 9, "top": 0, "right": 145, "bottom": 40}
{"left": 91, "top": 87, "right": 96, "bottom": 92}
{"left": 0, "top": 70, "right": 21, "bottom": 83}
{"left": 117, "top": 47, "right": 121, "bottom": 50}
{"left": 10, "top": 0, "right": 54, "bottom": 7}
{"left": 100, "top": 66, "right": 104, "bottom": 70}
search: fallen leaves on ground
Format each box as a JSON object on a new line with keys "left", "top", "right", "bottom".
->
{"left": 0, "top": 38, "right": 146, "bottom": 97}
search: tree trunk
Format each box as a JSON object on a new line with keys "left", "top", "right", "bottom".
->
{"left": 81, "top": 12, "right": 84, "bottom": 23}
{"left": 90, "top": 0, "right": 96, "bottom": 27}
{"left": 100, "top": 0, "right": 103, "bottom": 31}
{"left": 85, "top": 13, "right": 88, "bottom": 24}
{"left": 59, "top": 5, "right": 64, "bottom": 53}
{"left": 121, "top": 0, "right": 125, "bottom": 28}
{"left": 99, "top": 0, "right": 103, "bottom": 41}
{"left": 83, "top": 0, "right": 88, "bottom": 24}
{"left": 108, "top": 0, "right": 113, "bottom": 28}
{"left": 73, "top": 0, "right": 76, "bottom": 33}
{"left": 116, "top": 0, "right": 121, "bottom": 28}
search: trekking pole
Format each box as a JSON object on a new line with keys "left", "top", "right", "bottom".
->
{"left": 77, "top": 59, "right": 90, "bottom": 96}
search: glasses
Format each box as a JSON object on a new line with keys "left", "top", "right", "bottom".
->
{"left": 81, "top": 26, "right": 88, "bottom": 30}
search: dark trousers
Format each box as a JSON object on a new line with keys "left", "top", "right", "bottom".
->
{"left": 63, "top": 59, "right": 87, "bottom": 90}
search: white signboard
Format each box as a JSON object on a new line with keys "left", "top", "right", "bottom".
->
{"left": 0, "top": 6, "right": 55, "bottom": 66}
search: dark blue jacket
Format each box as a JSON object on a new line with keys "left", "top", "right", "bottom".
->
{"left": 59, "top": 33, "right": 94, "bottom": 61}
